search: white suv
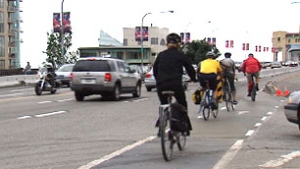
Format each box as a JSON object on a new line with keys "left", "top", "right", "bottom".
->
{"left": 70, "top": 57, "right": 142, "bottom": 101}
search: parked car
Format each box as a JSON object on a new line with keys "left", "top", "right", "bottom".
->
{"left": 270, "top": 61, "right": 282, "bottom": 69}
{"left": 144, "top": 67, "right": 190, "bottom": 92}
{"left": 70, "top": 57, "right": 142, "bottom": 101}
{"left": 55, "top": 64, "right": 74, "bottom": 87}
{"left": 129, "top": 64, "right": 146, "bottom": 82}
{"left": 284, "top": 90, "right": 300, "bottom": 131}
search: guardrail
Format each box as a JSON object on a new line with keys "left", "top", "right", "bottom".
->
{"left": 0, "top": 74, "right": 38, "bottom": 87}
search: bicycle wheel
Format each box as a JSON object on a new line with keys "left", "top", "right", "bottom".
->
{"left": 251, "top": 87, "right": 256, "bottom": 102}
{"left": 224, "top": 89, "right": 231, "bottom": 111}
{"left": 212, "top": 103, "right": 219, "bottom": 118}
{"left": 160, "top": 109, "right": 174, "bottom": 161}
{"left": 202, "top": 106, "right": 210, "bottom": 121}
{"left": 176, "top": 132, "right": 186, "bottom": 151}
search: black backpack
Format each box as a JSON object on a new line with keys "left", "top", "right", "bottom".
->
{"left": 170, "top": 102, "right": 192, "bottom": 132}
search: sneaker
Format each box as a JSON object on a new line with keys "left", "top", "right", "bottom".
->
{"left": 256, "top": 84, "right": 259, "bottom": 91}
{"left": 232, "top": 100, "right": 238, "bottom": 105}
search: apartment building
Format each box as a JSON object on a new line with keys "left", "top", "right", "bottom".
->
{"left": 272, "top": 29, "right": 300, "bottom": 62}
{"left": 0, "top": 0, "right": 22, "bottom": 69}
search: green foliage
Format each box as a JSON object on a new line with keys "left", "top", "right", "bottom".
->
{"left": 182, "top": 38, "right": 221, "bottom": 64}
{"left": 42, "top": 32, "right": 77, "bottom": 68}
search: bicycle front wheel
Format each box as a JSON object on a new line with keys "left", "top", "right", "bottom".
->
{"left": 202, "top": 106, "right": 210, "bottom": 121}
{"left": 251, "top": 87, "right": 256, "bottom": 102}
{"left": 160, "top": 110, "right": 174, "bottom": 161}
{"left": 212, "top": 103, "right": 219, "bottom": 118}
{"left": 224, "top": 90, "right": 231, "bottom": 111}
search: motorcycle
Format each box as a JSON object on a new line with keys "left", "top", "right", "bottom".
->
{"left": 35, "top": 69, "right": 61, "bottom": 95}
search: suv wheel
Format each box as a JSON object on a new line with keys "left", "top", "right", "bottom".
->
{"left": 111, "top": 84, "right": 120, "bottom": 101}
{"left": 75, "top": 91, "right": 84, "bottom": 101}
{"left": 133, "top": 83, "right": 141, "bottom": 97}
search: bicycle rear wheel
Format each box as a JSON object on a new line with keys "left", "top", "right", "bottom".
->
{"left": 176, "top": 132, "right": 186, "bottom": 151}
{"left": 160, "top": 110, "right": 174, "bottom": 161}
{"left": 224, "top": 90, "right": 231, "bottom": 111}
{"left": 251, "top": 85, "right": 256, "bottom": 102}
{"left": 202, "top": 106, "right": 210, "bottom": 121}
{"left": 212, "top": 103, "right": 219, "bottom": 118}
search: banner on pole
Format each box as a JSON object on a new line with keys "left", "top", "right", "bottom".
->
{"left": 53, "top": 13, "right": 61, "bottom": 32}
{"left": 62, "top": 12, "right": 71, "bottom": 33}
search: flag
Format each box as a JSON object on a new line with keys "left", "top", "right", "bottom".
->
{"left": 212, "top": 37, "right": 216, "bottom": 46}
{"left": 246, "top": 43, "right": 249, "bottom": 50}
{"left": 180, "top": 32, "right": 184, "bottom": 43}
{"left": 242, "top": 43, "right": 245, "bottom": 50}
{"left": 135, "top": 26, "right": 141, "bottom": 41}
{"left": 53, "top": 13, "right": 61, "bottom": 33}
{"left": 185, "top": 32, "right": 190, "bottom": 43}
{"left": 230, "top": 40, "right": 234, "bottom": 48}
{"left": 142, "top": 26, "right": 148, "bottom": 41}
{"left": 207, "top": 37, "right": 211, "bottom": 45}
{"left": 62, "top": 12, "right": 71, "bottom": 33}
{"left": 225, "top": 40, "right": 229, "bottom": 48}
{"left": 258, "top": 45, "right": 261, "bottom": 52}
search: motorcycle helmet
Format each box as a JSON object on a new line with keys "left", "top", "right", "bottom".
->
{"left": 166, "top": 33, "right": 181, "bottom": 44}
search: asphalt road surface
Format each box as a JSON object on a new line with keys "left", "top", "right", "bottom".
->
{"left": 0, "top": 67, "right": 300, "bottom": 169}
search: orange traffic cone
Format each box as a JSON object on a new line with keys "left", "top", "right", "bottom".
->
{"left": 275, "top": 86, "right": 282, "bottom": 96}
{"left": 283, "top": 86, "right": 290, "bottom": 97}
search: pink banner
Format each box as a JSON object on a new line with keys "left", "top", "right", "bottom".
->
{"left": 62, "top": 12, "right": 71, "bottom": 33}
{"left": 53, "top": 13, "right": 61, "bottom": 32}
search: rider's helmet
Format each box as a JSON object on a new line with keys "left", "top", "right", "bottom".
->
{"left": 166, "top": 33, "right": 181, "bottom": 45}
{"left": 206, "top": 51, "right": 215, "bottom": 58}
{"left": 248, "top": 53, "right": 254, "bottom": 57}
{"left": 224, "top": 52, "right": 231, "bottom": 58}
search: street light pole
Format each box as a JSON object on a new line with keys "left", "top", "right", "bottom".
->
{"left": 61, "top": 0, "right": 65, "bottom": 66}
{"left": 140, "top": 10, "right": 174, "bottom": 67}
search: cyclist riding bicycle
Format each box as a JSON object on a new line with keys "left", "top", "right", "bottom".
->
{"left": 153, "top": 33, "right": 197, "bottom": 135}
{"left": 197, "top": 51, "right": 223, "bottom": 109}
{"left": 220, "top": 52, "right": 238, "bottom": 104}
{"left": 241, "top": 53, "right": 262, "bottom": 96}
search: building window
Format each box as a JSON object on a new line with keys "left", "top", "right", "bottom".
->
{"left": 160, "top": 38, "right": 166, "bottom": 46}
{"left": 0, "top": 12, "right": 4, "bottom": 33}
{"left": 0, "top": 60, "right": 4, "bottom": 69}
{"left": 288, "top": 39, "right": 291, "bottom": 43}
{"left": 0, "top": 0, "right": 3, "bottom": 8}
{"left": 151, "top": 37, "right": 158, "bottom": 45}
{"left": 128, "top": 52, "right": 139, "bottom": 59}
{"left": 277, "top": 37, "right": 281, "bottom": 42}
{"left": 0, "top": 36, "right": 4, "bottom": 57}
{"left": 123, "top": 39, "right": 128, "bottom": 46}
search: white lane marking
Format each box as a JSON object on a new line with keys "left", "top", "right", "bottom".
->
{"left": 197, "top": 115, "right": 203, "bottom": 119}
{"left": 267, "top": 112, "right": 273, "bottom": 115}
{"left": 38, "top": 101, "right": 52, "bottom": 104}
{"left": 77, "top": 136, "right": 156, "bottom": 169}
{"left": 237, "top": 111, "right": 249, "bottom": 115}
{"left": 34, "top": 111, "right": 67, "bottom": 117}
{"left": 259, "top": 151, "right": 300, "bottom": 168}
{"left": 133, "top": 98, "right": 148, "bottom": 102}
{"left": 0, "top": 93, "right": 23, "bottom": 98}
{"left": 245, "top": 130, "right": 254, "bottom": 137}
{"left": 254, "top": 123, "right": 262, "bottom": 127}
{"left": 261, "top": 116, "right": 268, "bottom": 121}
{"left": 220, "top": 107, "right": 226, "bottom": 110}
{"left": 17, "top": 116, "right": 32, "bottom": 120}
{"left": 275, "top": 106, "right": 279, "bottom": 108}
{"left": 213, "top": 139, "right": 244, "bottom": 169}
{"left": 57, "top": 98, "right": 73, "bottom": 102}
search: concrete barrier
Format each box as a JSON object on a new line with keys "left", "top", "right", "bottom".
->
{"left": 0, "top": 74, "right": 38, "bottom": 87}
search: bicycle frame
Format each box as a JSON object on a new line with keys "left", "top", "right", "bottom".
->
{"left": 198, "top": 81, "right": 218, "bottom": 121}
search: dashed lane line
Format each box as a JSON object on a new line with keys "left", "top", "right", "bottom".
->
{"left": 17, "top": 110, "right": 67, "bottom": 119}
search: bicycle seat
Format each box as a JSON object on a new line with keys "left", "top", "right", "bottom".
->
{"left": 162, "top": 91, "right": 175, "bottom": 95}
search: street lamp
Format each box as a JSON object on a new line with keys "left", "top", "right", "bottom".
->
{"left": 140, "top": 10, "right": 174, "bottom": 67}
{"left": 61, "top": 0, "right": 65, "bottom": 65}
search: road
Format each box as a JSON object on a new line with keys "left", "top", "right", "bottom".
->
{"left": 0, "top": 68, "right": 300, "bottom": 169}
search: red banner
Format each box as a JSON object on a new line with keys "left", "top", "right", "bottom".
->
{"left": 180, "top": 32, "right": 184, "bottom": 43}
{"left": 185, "top": 32, "right": 190, "bottom": 43}
{"left": 207, "top": 37, "right": 211, "bottom": 45}
{"left": 53, "top": 13, "right": 61, "bottom": 33}
{"left": 230, "top": 40, "right": 234, "bottom": 48}
{"left": 242, "top": 43, "right": 245, "bottom": 50}
{"left": 246, "top": 43, "right": 249, "bottom": 50}
{"left": 225, "top": 40, "right": 229, "bottom": 48}
{"left": 62, "top": 12, "right": 71, "bottom": 33}
{"left": 212, "top": 37, "right": 216, "bottom": 46}
{"left": 142, "top": 26, "right": 148, "bottom": 41}
{"left": 135, "top": 27, "right": 141, "bottom": 41}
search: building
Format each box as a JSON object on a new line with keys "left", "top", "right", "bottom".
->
{"left": 78, "top": 26, "right": 169, "bottom": 65}
{"left": 0, "top": 0, "right": 22, "bottom": 69}
{"left": 272, "top": 29, "right": 300, "bottom": 62}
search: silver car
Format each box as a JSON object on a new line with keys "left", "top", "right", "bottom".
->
{"left": 70, "top": 57, "right": 142, "bottom": 101}
{"left": 56, "top": 64, "right": 74, "bottom": 87}
{"left": 144, "top": 67, "right": 190, "bottom": 92}
{"left": 284, "top": 90, "right": 300, "bottom": 131}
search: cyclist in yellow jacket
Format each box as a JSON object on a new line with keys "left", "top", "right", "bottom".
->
{"left": 197, "top": 51, "right": 223, "bottom": 109}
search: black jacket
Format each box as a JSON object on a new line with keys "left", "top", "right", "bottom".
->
{"left": 153, "top": 48, "right": 196, "bottom": 87}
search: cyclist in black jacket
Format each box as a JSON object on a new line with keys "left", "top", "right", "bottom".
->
{"left": 153, "top": 33, "right": 197, "bottom": 135}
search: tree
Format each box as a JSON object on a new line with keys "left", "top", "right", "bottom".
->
{"left": 182, "top": 38, "right": 221, "bottom": 64}
{"left": 42, "top": 32, "right": 77, "bottom": 68}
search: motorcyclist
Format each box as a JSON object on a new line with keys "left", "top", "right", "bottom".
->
{"left": 46, "top": 64, "right": 57, "bottom": 88}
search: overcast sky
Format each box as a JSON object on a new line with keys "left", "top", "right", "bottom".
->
{"left": 20, "top": 0, "right": 300, "bottom": 67}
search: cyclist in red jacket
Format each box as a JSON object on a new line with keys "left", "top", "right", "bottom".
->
{"left": 241, "top": 53, "right": 262, "bottom": 96}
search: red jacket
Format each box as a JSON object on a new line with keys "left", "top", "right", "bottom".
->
{"left": 242, "top": 57, "right": 262, "bottom": 73}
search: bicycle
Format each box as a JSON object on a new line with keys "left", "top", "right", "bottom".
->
{"left": 159, "top": 90, "right": 187, "bottom": 161}
{"left": 197, "top": 81, "right": 219, "bottom": 121}
{"left": 223, "top": 77, "right": 235, "bottom": 111}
